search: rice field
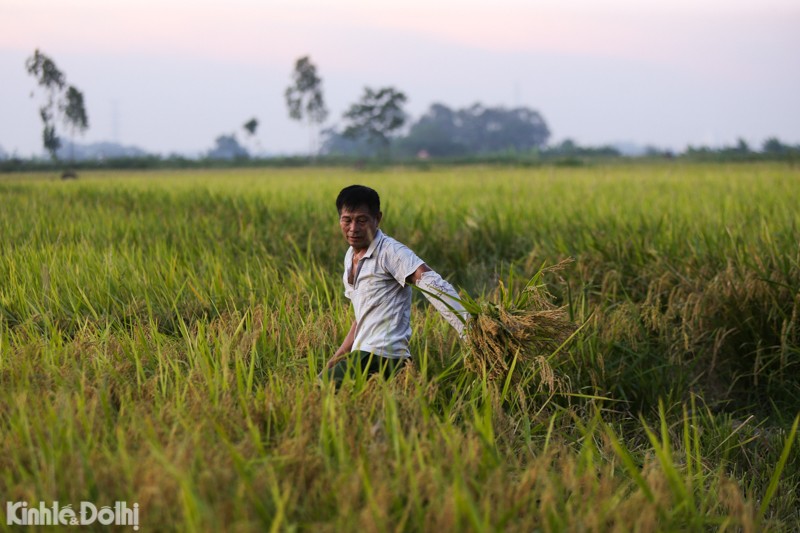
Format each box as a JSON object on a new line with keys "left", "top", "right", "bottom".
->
{"left": 1, "top": 163, "right": 798, "bottom": 531}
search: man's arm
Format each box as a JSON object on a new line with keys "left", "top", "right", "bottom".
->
{"left": 406, "top": 263, "right": 432, "bottom": 284}
{"left": 407, "top": 264, "right": 470, "bottom": 339}
{"left": 327, "top": 319, "right": 358, "bottom": 368}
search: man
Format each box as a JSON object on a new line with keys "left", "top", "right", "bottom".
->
{"left": 323, "top": 184, "right": 469, "bottom": 387}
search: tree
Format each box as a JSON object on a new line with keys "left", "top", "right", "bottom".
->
{"left": 62, "top": 86, "right": 89, "bottom": 162}
{"left": 25, "top": 49, "right": 89, "bottom": 161}
{"left": 446, "top": 104, "right": 549, "bottom": 153}
{"left": 243, "top": 117, "right": 258, "bottom": 136}
{"left": 242, "top": 117, "right": 260, "bottom": 155}
{"left": 284, "top": 56, "right": 328, "bottom": 155}
{"left": 26, "top": 49, "right": 66, "bottom": 159}
{"left": 734, "top": 138, "right": 750, "bottom": 153}
{"left": 762, "top": 137, "right": 788, "bottom": 154}
{"left": 399, "top": 103, "right": 550, "bottom": 157}
{"left": 207, "top": 134, "right": 249, "bottom": 160}
{"left": 319, "top": 127, "right": 374, "bottom": 157}
{"left": 395, "top": 103, "right": 468, "bottom": 157}
{"left": 342, "top": 87, "right": 407, "bottom": 157}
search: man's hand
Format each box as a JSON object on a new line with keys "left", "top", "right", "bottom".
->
{"left": 328, "top": 320, "right": 358, "bottom": 369}
{"left": 326, "top": 353, "right": 347, "bottom": 369}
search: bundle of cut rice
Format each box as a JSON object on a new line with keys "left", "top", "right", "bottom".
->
{"left": 459, "top": 260, "right": 578, "bottom": 390}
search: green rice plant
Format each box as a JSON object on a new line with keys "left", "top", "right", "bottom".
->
{"left": 1, "top": 163, "right": 799, "bottom": 531}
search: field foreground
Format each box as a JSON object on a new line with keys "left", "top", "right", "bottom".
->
{"left": 1, "top": 164, "right": 799, "bottom": 531}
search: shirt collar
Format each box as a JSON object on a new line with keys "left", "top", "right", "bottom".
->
{"left": 362, "top": 229, "right": 384, "bottom": 259}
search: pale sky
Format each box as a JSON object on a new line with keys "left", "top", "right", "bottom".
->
{"left": 1, "top": 0, "right": 798, "bottom": 157}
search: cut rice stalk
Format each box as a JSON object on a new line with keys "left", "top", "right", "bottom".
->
{"left": 458, "top": 259, "right": 577, "bottom": 391}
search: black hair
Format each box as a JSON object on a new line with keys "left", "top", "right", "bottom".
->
{"left": 336, "top": 185, "right": 380, "bottom": 216}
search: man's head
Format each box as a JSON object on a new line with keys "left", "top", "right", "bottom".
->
{"left": 336, "top": 184, "right": 380, "bottom": 217}
{"left": 336, "top": 185, "right": 382, "bottom": 251}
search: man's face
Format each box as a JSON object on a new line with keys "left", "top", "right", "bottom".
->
{"left": 339, "top": 205, "right": 381, "bottom": 251}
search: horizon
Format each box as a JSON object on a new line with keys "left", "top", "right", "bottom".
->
{"left": 2, "top": 0, "right": 799, "bottom": 157}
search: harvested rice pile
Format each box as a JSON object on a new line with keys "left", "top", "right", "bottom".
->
{"left": 461, "top": 260, "right": 577, "bottom": 390}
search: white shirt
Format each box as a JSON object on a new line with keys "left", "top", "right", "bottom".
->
{"left": 343, "top": 230, "right": 425, "bottom": 358}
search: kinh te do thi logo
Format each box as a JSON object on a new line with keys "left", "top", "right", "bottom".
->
{"left": 6, "top": 501, "right": 139, "bottom": 530}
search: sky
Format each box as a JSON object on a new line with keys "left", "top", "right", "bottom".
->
{"left": 1, "top": 0, "right": 799, "bottom": 157}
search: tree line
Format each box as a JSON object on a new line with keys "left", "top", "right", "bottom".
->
{"left": 280, "top": 56, "right": 550, "bottom": 160}
{"left": 14, "top": 51, "right": 800, "bottom": 167}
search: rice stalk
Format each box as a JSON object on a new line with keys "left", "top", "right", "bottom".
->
{"left": 459, "top": 259, "right": 578, "bottom": 391}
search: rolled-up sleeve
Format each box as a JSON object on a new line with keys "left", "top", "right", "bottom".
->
{"left": 380, "top": 240, "right": 425, "bottom": 287}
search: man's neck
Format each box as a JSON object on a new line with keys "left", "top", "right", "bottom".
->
{"left": 352, "top": 229, "right": 380, "bottom": 257}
